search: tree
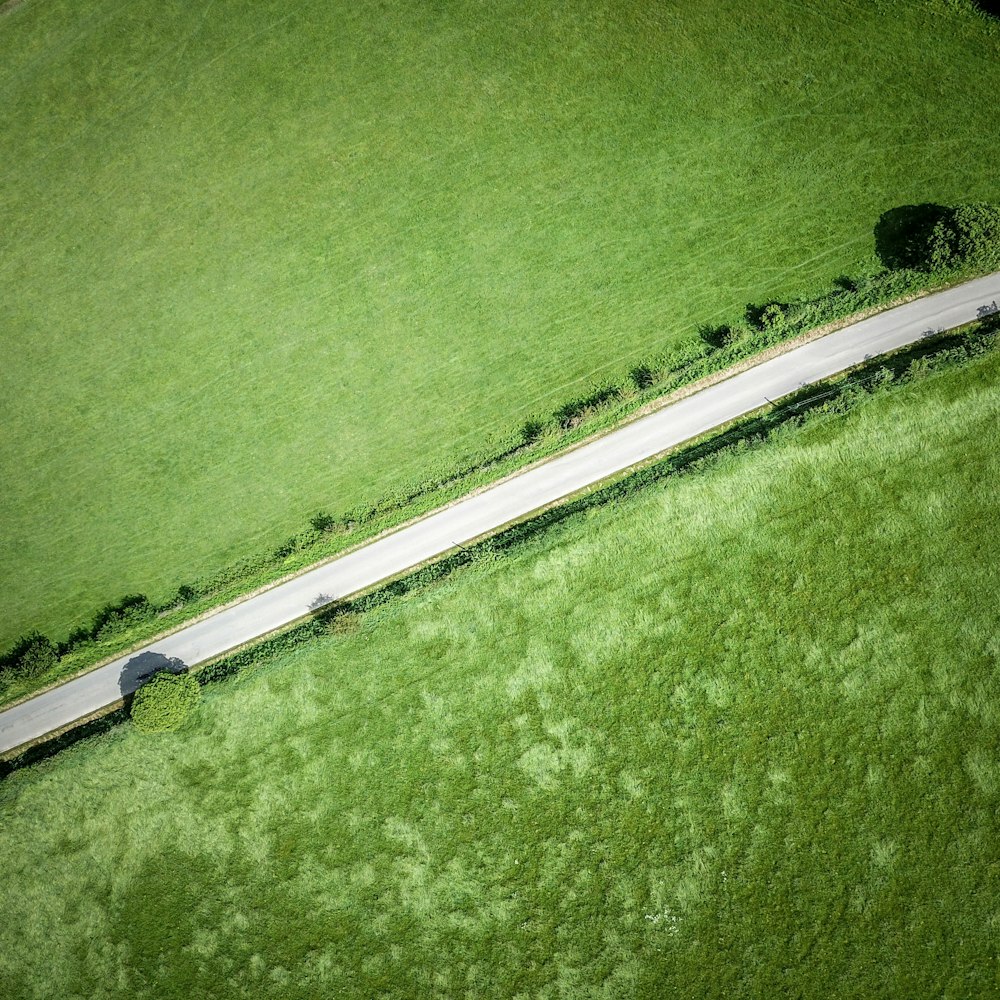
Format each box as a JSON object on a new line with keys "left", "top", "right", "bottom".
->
{"left": 130, "top": 671, "right": 201, "bottom": 733}
{"left": 928, "top": 202, "right": 1000, "bottom": 272}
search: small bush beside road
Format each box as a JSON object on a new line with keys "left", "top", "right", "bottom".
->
{"left": 130, "top": 672, "right": 200, "bottom": 734}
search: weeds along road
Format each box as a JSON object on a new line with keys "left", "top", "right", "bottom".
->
{"left": 3, "top": 272, "right": 1000, "bottom": 756}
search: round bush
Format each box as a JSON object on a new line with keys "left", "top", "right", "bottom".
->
{"left": 928, "top": 202, "right": 1000, "bottom": 272}
{"left": 130, "top": 671, "right": 201, "bottom": 733}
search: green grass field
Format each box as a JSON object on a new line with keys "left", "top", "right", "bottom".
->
{"left": 2, "top": 345, "right": 998, "bottom": 998}
{"left": 2, "top": 0, "right": 999, "bottom": 648}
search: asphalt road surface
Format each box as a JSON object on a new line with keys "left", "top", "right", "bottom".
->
{"left": 3, "top": 272, "right": 999, "bottom": 755}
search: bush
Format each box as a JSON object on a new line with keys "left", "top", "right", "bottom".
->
{"left": 92, "top": 594, "right": 155, "bottom": 642}
{"left": 130, "top": 671, "right": 201, "bottom": 733}
{"left": 554, "top": 386, "right": 620, "bottom": 429}
{"left": 0, "top": 633, "right": 58, "bottom": 680}
{"left": 309, "top": 511, "right": 338, "bottom": 533}
{"left": 698, "top": 323, "right": 742, "bottom": 349}
{"left": 629, "top": 364, "right": 656, "bottom": 390}
{"left": 520, "top": 418, "right": 546, "bottom": 445}
{"left": 928, "top": 203, "right": 1000, "bottom": 272}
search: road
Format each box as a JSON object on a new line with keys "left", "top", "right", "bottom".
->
{"left": 3, "top": 272, "right": 999, "bottom": 755}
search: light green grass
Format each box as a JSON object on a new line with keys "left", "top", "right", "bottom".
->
{"left": 2, "top": 347, "right": 999, "bottom": 997}
{"left": 2, "top": 0, "right": 1000, "bottom": 647}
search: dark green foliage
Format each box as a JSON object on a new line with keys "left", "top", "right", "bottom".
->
{"left": 309, "top": 512, "right": 338, "bottom": 534}
{"left": 698, "top": 323, "right": 739, "bottom": 348}
{"left": 629, "top": 364, "right": 657, "bottom": 390}
{"left": 273, "top": 537, "right": 300, "bottom": 560}
{"left": 746, "top": 301, "right": 789, "bottom": 332}
{"left": 0, "top": 633, "right": 57, "bottom": 680}
{"left": 129, "top": 672, "right": 201, "bottom": 734}
{"left": 520, "top": 419, "right": 546, "bottom": 445}
{"left": 759, "top": 303, "right": 787, "bottom": 331}
{"left": 91, "top": 595, "right": 155, "bottom": 642}
{"left": 555, "top": 386, "right": 621, "bottom": 429}
{"left": 874, "top": 203, "right": 952, "bottom": 270}
{"left": 876, "top": 202, "right": 1000, "bottom": 273}
{"left": 928, "top": 202, "right": 1000, "bottom": 272}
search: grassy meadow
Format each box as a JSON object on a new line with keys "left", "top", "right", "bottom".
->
{"left": 2, "top": 0, "right": 1000, "bottom": 647}
{"left": 2, "top": 344, "right": 999, "bottom": 997}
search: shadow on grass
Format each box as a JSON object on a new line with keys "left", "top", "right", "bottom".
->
{"left": 874, "top": 204, "right": 950, "bottom": 271}
{"left": 0, "top": 709, "right": 127, "bottom": 779}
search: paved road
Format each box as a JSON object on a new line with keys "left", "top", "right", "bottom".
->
{"left": 3, "top": 273, "right": 999, "bottom": 755}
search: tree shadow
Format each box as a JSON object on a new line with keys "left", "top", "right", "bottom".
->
{"left": 118, "top": 651, "right": 187, "bottom": 702}
{"left": 973, "top": 1, "right": 999, "bottom": 17}
{"left": 874, "top": 204, "right": 950, "bottom": 271}
{"left": 307, "top": 592, "right": 335, "bottom": 612}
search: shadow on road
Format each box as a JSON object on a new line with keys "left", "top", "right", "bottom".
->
{"left": 118, "top": 651, "right": 187, "bottom": 701}
{"left": 307, "top": 592, "right": 335, "bottom": 612}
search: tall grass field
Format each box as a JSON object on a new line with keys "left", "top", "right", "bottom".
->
{"left": 2, "top": 344, "right": 998, "bottom": 997}
{"left": 1, "top": 0, "right": 999, "bottom": 647}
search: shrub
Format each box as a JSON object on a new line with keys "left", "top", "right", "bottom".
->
{"left": 130, "top": 671, "right": 201, "bottom": 733}
{"left": 273, "top": 536, "right": 300, "bottom": 560}
{"left": 629, "top": 364, "right": 656, "bottom": 390}
{"left": 698, "top": 323, "right": 739, "bottom": 349}
{"left": 520, "top": 418, "right": 546, "bottom": 445}
{"left": 92, "top": 594, "right": 155, "bottom": 641}
{"left": 554, "top": 386, "right": 620, "bottom": 429}
{"left": 0, "top": 633, "right": 58, "bottom": 680}
{"left": 309, "top": 511, "right": 338, "bottom": 533}
{"left": 928, "top": 203, "right": 1000, "bottom": 272}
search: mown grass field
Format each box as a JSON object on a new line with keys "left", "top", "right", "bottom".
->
{"left": 2, "top": 345, "right": 998, "bottom": 998}
{"left": 2, "top": 0, "right": 1000, "bottom": 648}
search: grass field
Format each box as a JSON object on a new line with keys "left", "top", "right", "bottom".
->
{"left": 2, "top": 0, "right": 999, "bottom": 649}
{"left": 2, "top": 344, "right": 998, "bottom": 997}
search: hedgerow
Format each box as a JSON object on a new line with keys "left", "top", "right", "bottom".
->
{"left": 3, "top": 315, "right": 997, "bottom": 774}
{"left": 2, "top": 218, "right": 996, "bottom": 701}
